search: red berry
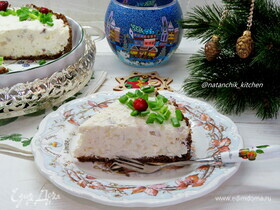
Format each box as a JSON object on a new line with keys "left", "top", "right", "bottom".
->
{"left": 0, "top": 1, "right": 8, "bottom": 11}
{"left": 133, "top": 98, "right": 148, "bottom": 111}
{"left": 39, "top": 7, "right": 50, "bottom": 14}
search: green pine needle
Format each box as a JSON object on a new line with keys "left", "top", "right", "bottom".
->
{"left": 181, "top": 0, "right": 280, "bottom": 119}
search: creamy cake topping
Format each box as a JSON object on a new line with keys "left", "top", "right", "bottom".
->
{"left": 0, "top": 8, "right": 70, "bottom": 58}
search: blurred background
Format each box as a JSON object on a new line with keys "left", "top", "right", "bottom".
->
{"left": 8, "top": 0, "right": 222, "bottom": 28}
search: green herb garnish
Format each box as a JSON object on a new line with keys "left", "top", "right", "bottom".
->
{"left": 38, "top": 60, "right": 46, "bottom": 65}
{"left": 139, "top": 93, "right": 149, "bottom": 101}
{"left": 140, "top": 110, "right": 150, "bottom": 116}
{"left": 151, "top": 106, "right": 161, "bottom": 111}
{"left": 147, "top": 100, "right": 157, "bottom": 109}
{"left": 146, "top": 113, "right": 157, "bottom": 124}
{"left": 157, "top": 94, "right": 168, "bottom": 103}
{"left": 17, "top": 7, "right": 32, "bottom": 21}
{"left": 126, "top": 92, "right": 136, "bottom": 98}
{"left": 175, "top": 109, "right": 184, "bottom": 121}
{"left": 164, "top": 110, "right": 171, "bottom": 120}
{"left": 119, "top": 95, "right": 128, "bottom": 104}
{"left": 0, "top": 7, "right": 54, "bottom": 26}
{"left": 0, "top": 9, "right": 16, "bottom": 16}
{"left": 39, "top": 12, "right": 54, "bottom": 26}
{"left": 117, "top": 85, "right": 183, "bottom": 127}
{"left": 135, "top": 89, "right": 143, "bottom": 97}
{"left": 171, "top": 117, "right": 180, "bottom": 127}
{"left": 156, "top": 98, "right": 164, "bottom": 109}
{"left": 130, "top": 110, "right": 140, "bottom": 116}
{"left": 155, "top": 114, "right": 165, "bottom": 124}
{"left": 159, "top": 105, "right": 168, "bottom": 114}
{"left": 0, "top": 57, "right": 4, "bottom": 65}
{"left": 126, "top": 100, "right": 134, "bottom": 110}
{"left": 141, "top": 85, "right": 155, "bottom": 93}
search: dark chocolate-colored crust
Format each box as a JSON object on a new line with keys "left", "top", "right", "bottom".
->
{"left": 3, "top": 4, "right": 72, "bottom": 60}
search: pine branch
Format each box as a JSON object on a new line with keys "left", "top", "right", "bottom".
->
{"left": 252, "top": 0, "right": 280, "bottom": 27}
{"left": 181, "top": 0, "right": 280, "bottom": 119}
{"left": 254, "top": 97, "right": 280, "bottom": 119}
{"left": 252, "top": 25, "right": 280, "bottom": 70}
{"left": 184, "top": 50, "right": 280, "bottom": 119}
{"left": 180, "top": 4, "right": 223, "bottom": 42}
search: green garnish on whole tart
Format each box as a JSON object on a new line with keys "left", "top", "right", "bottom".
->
{"left": 0, "top": 57, "right": 4, "bottom": 65}
{"left": 0, "top": 3, "right": 54, "bottom": 26}
{"left": 118, "top": 85, "right": 184, "bottom": 127}
{"left": 38, "top": 59, "right": 46, "bottom": 65}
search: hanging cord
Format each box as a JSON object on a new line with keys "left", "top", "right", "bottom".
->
{"left": 247, "top": 0, "right": 255, "bottom": 30}
{"left": 219, "top": 5, "right": 229, "bottom": 29}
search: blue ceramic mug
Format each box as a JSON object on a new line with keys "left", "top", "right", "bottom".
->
{"left": 105, "top": 0, "right": 183, "bottom": 67}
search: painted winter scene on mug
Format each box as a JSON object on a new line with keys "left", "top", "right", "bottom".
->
{"left": 105, "top": 0, "right": 183, "bottom": 67}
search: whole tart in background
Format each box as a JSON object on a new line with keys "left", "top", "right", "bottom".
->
{"left": 0, "top": 3, "right": 72, "bottom": 60}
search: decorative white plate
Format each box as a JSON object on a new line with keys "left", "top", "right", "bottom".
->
{"left": 32, "top": 91, "right": 243, "bottom": 207}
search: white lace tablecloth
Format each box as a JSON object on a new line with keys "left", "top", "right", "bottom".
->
{"left": 0, "top": 38, "right": 279, "bottom": 210}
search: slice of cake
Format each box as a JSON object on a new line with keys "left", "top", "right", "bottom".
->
{"left": 0, "top": 2, "right": 72, "bottom": 60}
{"left": 74, "top": 86, "right": 192, "bottom": 164}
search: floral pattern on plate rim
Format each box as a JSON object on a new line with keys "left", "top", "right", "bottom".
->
{"left": 32, "top": 91, "right": 242, "bottom": 203}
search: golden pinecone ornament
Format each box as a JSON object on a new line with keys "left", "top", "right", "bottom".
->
{"left": 205, "top": 35, "right": 221, "bottom": 61}
{"left": 236, "top": 30, "right": 253, "bottom": 59}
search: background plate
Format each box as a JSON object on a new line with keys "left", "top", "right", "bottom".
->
{"left": 0, "top": 17, "right": 85, "bottom": 88}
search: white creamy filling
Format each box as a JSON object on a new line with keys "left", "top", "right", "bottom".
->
{"left": 74, "top": 100, "right": 190, "bottom": 159}
{"left": 0, "top": 14, "right": 70, "bottom": 58}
